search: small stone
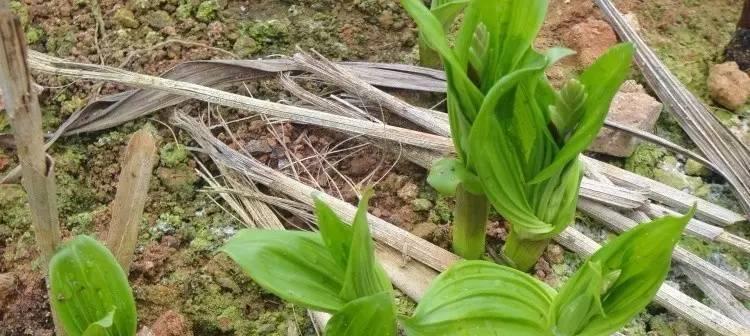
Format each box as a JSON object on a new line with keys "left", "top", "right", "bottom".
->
{"left": 589, "top": 80, "right": 663, "bottom": 157}
{"left": 411, "top": 222, "right": 438, "bottom": 239}
{"left": 233, "top": 35, "right": 260, "bottom": 58}
{"left": 151, "top": 310, "right": 193, "bottom": 336}
{"left": 141, "top": 10, "right": 174, "bottom": 30}
{"left": 397, "top": 182, "right": 419, "bottom": 201}
{"left": 114, "top": 8, "right": 139, "bottom": 29}
{"left": 708, "top": 62, "right": 750, "bottom": 112}
{"left": 684, "top": 159, "right": 710, "bottom": 177}
{"left": 244, "top": 139, "right": 272, "bottom": 153}
{"left": 564, "top": 18, "right": 617, "bottom": 67}
{"left": 411, "top": 198, "right": 433, "bottom": 211}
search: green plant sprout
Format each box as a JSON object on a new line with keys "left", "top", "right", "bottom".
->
{"left": 404, "top": 0, "right": 635, "bottom": 267}
{"left": 418, "top": 0, "right": 469, "bottom": 68}
{"left": 48, "top": 235, "right": 137, "bottom": 336}
{"left": 222, "top": 193, "right": 694, "bottom": 335}
{"left": 222, "top": 191, "right": 398, "bottom": 336}
{"left": 405, "top": 207, "right": 694, "bottom": 336}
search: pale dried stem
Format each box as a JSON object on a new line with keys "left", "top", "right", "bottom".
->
{"left": 105, "top": 129, "right": 157, "bottom": 271}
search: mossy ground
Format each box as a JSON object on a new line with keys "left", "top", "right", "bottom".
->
{"left": 0, "top": 0, "right": 748, "bottom": 335}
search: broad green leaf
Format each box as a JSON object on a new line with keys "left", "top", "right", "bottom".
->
{"left": 326, "top": 292, "right": 397, "bottom": 336}
{"left": 222, "top": 229, "right": 346, "bottom": 313}
{"left": 427, "top": 158, "right": 483, "bottom": 196}
{"left": 467, "top": 63, "right": 554, "bottom": 238}
{"left": 314, "top": 197, "right": 353, "bottom": 268}
{"left": 551, "top": 207, "right": 695, "bottom": 336}
{"left": 427, "top": 157, "right": 462, "bottom": 196}
{"left": 49, "top": 235, "right": 136, "bottom": 336}
{"left": 82, "top": 308, "right": 115, "bottom": 336}
{"left": 340, "top": 191, "right": 393, "bottom": 301}
{"left": 531, "top": 43, "right": 634, "bottom": 184}
{"left": 404, "top": 260, "right": 555, "bottom": 336}
{"left": 430, "top": 0, "right": 469, "bottom": 29}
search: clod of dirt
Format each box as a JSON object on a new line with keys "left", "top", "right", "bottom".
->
{"left": 114, "top": 8, "right": 140, "bottom": 29}
{"left": 396, "top": 182, "right": 419, "bottom": 201}
{"left": 563, "top": 18, "right": 617, "bottom": 67}
{"left": 725, "top": 28, "right": 750, "bottom": 71}
{"left": 0, "top": 272, "right": 17, "bottom": 299}
{"left": 707, "top": 61, "right": 750, "bottom": 111}
{"left": 589, "top": 80, "right": 663, "bottom": 157}
{"left": 411, "top": 222, "right": 437, "bottom": 239}
{"left": 150, "top": 310, "right": 194, "bottom": 336}
{"left": 544, "top": 244, "right": 565, "bottom": 265}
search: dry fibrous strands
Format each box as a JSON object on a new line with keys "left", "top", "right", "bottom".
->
{"left": 0, "top": 4, "right": 61, "bottom": 267}
{"left": 293, "top": 51, "right": 452, "bottom": 136}
{"left": 683, "top": 267, "right": 750, "bottom": 328}
{"left": 595, "top": 0, "right": 750, "bottom": 216}
{"left": 645, "top": 203, "right": 750, "bottom": 254}
{"left": 173, "top": 113, "right": 460, "bottom": 271}
{"left": 582, "top": 156, "right": 746, "bottom": 227}
{"left": 175, "top": 114, "right": 750, "bottom": 336}
{"left": 175, "top": 113, "right": 445, "bottom": 284}
{"left": 27, "top": 52, "right": 455, "bottom": 155}
{"left": 577, "top": 199, "right": 750, "bottom": 301}
{"left": 105, "top": 129, "right": 157, "bottom": 271}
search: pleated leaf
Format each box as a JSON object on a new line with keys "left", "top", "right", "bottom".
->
{"left": 404, "top": 260, "right": 555, "bottom": 336}
{"left": 531, "top": 43, "right": 634, "bottom": 184}
{"left": 314, "top": 197, "right": 353, "bottom": 269}
{"left": 551, "top": 207, "right": 695, "bottom": 336}
{"left": 339, "top": 191, "right": 393, "bottom": 301}
{"left": 49, "top": 235, "right": 136, "bottom": 336}
{"left": 222, "top": 229, "right": 347, "bottom": 313}
{"left": 326, "top": 292, "right": 397, "bottom": 336}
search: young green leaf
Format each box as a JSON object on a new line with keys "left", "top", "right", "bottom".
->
{"left": 314, "top": 197, "right": 353, "bottom": 268}
{"left": 339, "top": 191, "right": 393, "bottom": 301}
{"left": 222, "top": 229, "right": 347, "bottom": 313}
{"left": 531, "top": 43, "right": 635, "bottom": 184}
{"left": 404, "top": 260, "right": 555, "bottom": 336}
{"left": 550, "top": 207, "right": 696, "bottom": 336}
{"left": 82, "top": 308, "right": 116, "bottom": 336}
{"left": 49, "top": 235, "right": 136, "bottom": 336}
{"left": 326, "top": 292, "right": 397, "bottom": 336}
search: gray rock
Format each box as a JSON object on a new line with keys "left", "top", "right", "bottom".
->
{"left": 589, "top": 80, "right": 663, "bottom": 157}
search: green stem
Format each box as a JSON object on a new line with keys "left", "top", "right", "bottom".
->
{"left": 452, "top": 184, "right": 489, "bottom": 260}
{"left": 502, "top": 230, "right": 550, "bottom": 272}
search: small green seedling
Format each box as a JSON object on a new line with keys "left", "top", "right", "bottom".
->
{"left": 48, "top": 235, "right": 137, "bottom": 336}
{"left": 404, "top": 0, "right": 634, "bottom": 268}
{"left": 404, "top": 207, "right": 695, "bottom": 336}
{"left": 222, "top": 191, "right": 397, "bottom": 336}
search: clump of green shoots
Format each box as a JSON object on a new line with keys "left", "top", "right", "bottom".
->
{"left": 222, "top": 191, "right": 694, "bottom": 335}
{"left": 417, "top": 0, "right": 469, "bottom": 68}
{"left": 404, "top": 0, "right": 635, "bottom": 268}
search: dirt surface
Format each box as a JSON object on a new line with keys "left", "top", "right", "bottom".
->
{"left": 0, "top": 0, "right": 748, "bottom": 335}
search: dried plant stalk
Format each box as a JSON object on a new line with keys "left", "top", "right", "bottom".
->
{"left": 105, "top": 129, "right": 157, "bottom": 271}
{"left": 0, "top": 3, "right": 60, "bottom": 266}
